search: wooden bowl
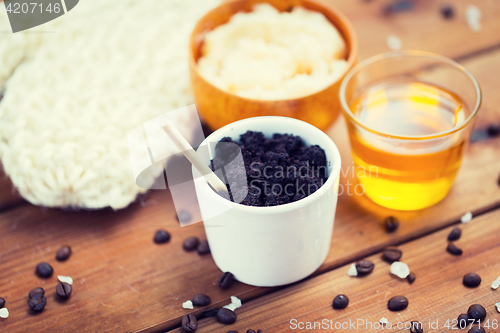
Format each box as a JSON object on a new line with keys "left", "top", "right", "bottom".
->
{"left": 189, "top": 0, "right": 358, "bottom": 131}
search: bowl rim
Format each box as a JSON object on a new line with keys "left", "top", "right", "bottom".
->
{"left": 193, "top": 116, "right": 342, "bottom": 214}
{"left": 188, "top": 0, "right": 358, "bottom": 103}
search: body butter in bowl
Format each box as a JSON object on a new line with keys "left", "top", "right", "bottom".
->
{"left": 189, "top": 0, "right": 357, "bottom": 131}
{"left": 193, "top": 116, "right": 341, "bottom": 287}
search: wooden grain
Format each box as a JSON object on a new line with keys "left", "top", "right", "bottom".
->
{"left": 176, "top": 208, "right": 500, "bottom": 332}
{"left": 0, "top": 172, "right": 24, "bottom": 213}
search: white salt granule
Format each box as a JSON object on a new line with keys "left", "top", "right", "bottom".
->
{"left": 223, "top": 303, "right": 237, "bottom": 311}
{"left": 461, "top": 211, "right": 473, "bottom": 223}
{"left": 380, "top": 317, "right": 389, "bottom": 324}
{"left": 491, "top": 276, "right": 500, "bottom": 290}
{"left": 465, "top": 5, "right": 482, "bottom": 32}
{"left": 0, "top": 308, "right": 8, "bottom": 319}
{"left": 347, "top": 263, "right": 358, "bottom": 277}
{"left": 387, "top": 35, "right": 402, "bottom": 51}
{"left": 390, "top": 261, "right": 410, "bottom": 279}
{"left": 58, "top": 275, "right": 73, "bottom": 285}
{"left": 496, "top": 302, "right": 500, "bottom": 313}
{"left": 182, "top": 300, "right": 193, "bottom": 309}
{"left": 230, "top": 296, "right": 242, "bottom": 309}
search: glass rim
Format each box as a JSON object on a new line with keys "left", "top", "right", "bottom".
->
{"left": 339, "top": 50, "right": 482, "bottom": 140}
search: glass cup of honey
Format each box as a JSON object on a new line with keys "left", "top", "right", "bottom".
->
{"left": 339, "top": 51, "right": 481, "bottom": 211}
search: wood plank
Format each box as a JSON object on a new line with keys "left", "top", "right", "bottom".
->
{"left": 175, "top": 208, "right": 500, "bottom": 333}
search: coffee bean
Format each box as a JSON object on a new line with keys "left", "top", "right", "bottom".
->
{"left": 457, "top": 314, "right": 469, "bottom": 329}
{"left": 332, "top": 294, "right": 349, "bottom": 309}
{"left": 35, "top": 262, "right": 53, "bottom": 278}
{"left": 384, "top": 216, "right": 399, "bottom": 233}
{"left": 407, "top": 272, "right": 416, "bottom": 284}
{"left": 55, "top": 245, "right": 72, "bottom": 261}
{"left": 29, "top": 294, "right": 47, "bottom": 312}
{"left": 177, "top": 210, "right": 192, "bottom": 224}
{"left": 183, "top": 237, "right": 199, "bottom": 251}
{"left": 463, "top": 273, "right": 481, "bottom": 288}
{"left": 217, "top": 308, "right": 237, "bottom": 324}
{"left": 219, "top": 272, "right": 235, "bottom": 289}
{"left": 192, "top": 293, "right": 211, "bottom": 307}
{"left": 487, "top": 124, "right": 500, "bottom": 137}
{"left": 467, "top": 304, "right": 486, "bottom": 322}
{"left": 226, "top": 331, "right": 238, "bottom": 333}
{"left": 410, "top": 321, "right": 423, "bottom": 333}
{"left": 447, "top": 228, "right": 462, "bottom": 241}
{"left": 441, "top": 5, "right": 454, "bottom": 19}
{"left": 382, "top": 248, "right": 402, "bottom": 262}
{"left": 0, "top": 297, "right": 5, "bottom": 308}
{"left": 388, "top": 295, "right": 409, "bottom": 311}
{"left": 197, "top": 240, "right": 210, "bottom": 255}
{"left": 181, "top": 313, "right": 197, "bottom": 332}
{"left": 446, "top": 243, "right": 463, "bottom": 255}
{"left": 56, "top": 282, "right": 72, "bottom": 299}
{"left": 200, "top": 307, "right": 218, "bottom": 318}
{"left": 247, "top": 330, "right": 256, "bottom": 333}
{"left": 468, "top": 326, "right": 485, "bottom": 333}
{"left": 153, "top": 230, "right": 171, "bottom": 244}
{"left": 28, "top": 287, "right": 45, "bottom": 299}
{"left": 355, "top": 260, "right": 374, "bottom": 275}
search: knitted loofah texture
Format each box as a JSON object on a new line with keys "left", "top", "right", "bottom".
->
{"left": 0, "top": 0, "right": 221, "bottom": 209}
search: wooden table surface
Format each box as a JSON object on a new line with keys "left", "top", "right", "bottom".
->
{"left": 1, "top": 0, "right": 500, "bottom": 332}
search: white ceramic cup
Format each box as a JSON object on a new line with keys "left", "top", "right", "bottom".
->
{"left": 192, "top": 116, "right": 341, "bottom": 287}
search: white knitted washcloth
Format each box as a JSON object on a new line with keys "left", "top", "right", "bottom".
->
{"left": 0, "top": 0, "right": 221, "bottom": 209}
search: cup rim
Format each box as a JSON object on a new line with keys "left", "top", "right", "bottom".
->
{"left": 188, "top": 0, "right": 358, "bottom": 103}
{"left": 194, "top": 116, "right": 342, "bottom": 214}
{"left": 339, "top": 50, "right": 482, "bottom": 140}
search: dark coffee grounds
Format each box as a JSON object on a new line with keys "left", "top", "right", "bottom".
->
{"left": 210, "top": 131, "right": 327, "bottom": 207}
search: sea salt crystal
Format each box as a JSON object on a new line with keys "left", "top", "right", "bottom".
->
{"left": 58, "top": 275, "right": 73, "bottom": 285}
{"left": 380, "top": 317, "right": 389, "bottom": 324}
{"left": 223, "top": 303, "right": 237, "bottom": 311}
{"left": 0, "top": 308, "right": 8, "bottom": 319}
{"left": 491, "top": 276, "right": 500, "bottom": 290}
{"left": 496, "top": 302, "right": 500, "bottom": 313}
{"left": 461, "top": 211, "right": 473, "bottom": 223}
{"left": 182, "top": 300, "right": 193, "bottom": 309}
{"left": 347, "top": 263, "right": 358, "bottom": 277}
{"left": 465, "top": 5, "right": 482, "bottom": 32}
{"left": 387, "top": 35, "right": 402, "bottom": 51}
{"left": 390, "top": 261, "right": 410, "bottom": 279}
{"left": 230, "top": 296, "right": 242, "bottom": 309}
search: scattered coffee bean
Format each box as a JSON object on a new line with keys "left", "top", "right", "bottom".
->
{"left": 498, "top": 173, "right": 500, "bottom": 187}
{"left": 463, "top": 273, "right": 481, "bottom": 288}
{"left": 468, "top": 326, "right": 485, "bottom": 333}
{"left": 467, "top": 304, "right": 486, "bottom": 322}
{"left": 410, "top": 321, "right": 423, "bottom": 333}
{"left": 192, "top": 293, "right": 211, "bottom": 307}
{"left": 35, "top": 262, "right": 53, "bottom": 278}
{"left": 487, "top": 123, "right": 500, "bottom": 137}
{"left": 447, "top": 228, "right": 462, "bottom": 241}
{"left": 226, "top": 331, "right": 238, "bottom": 333}
{"left": 200, "top": 307, "right": 219, "bottom": 318}
{"left": 247, "top": 330, "right": 256, "bottom": 333}
{"left": 153, "top": 230, "right": 171, "bottom": 244}
{"left": 407, "top": 272, "right": 416, "bottom": 284}
{"left": 441, "top": 5, "right": 455, "bottom": 19}
{"left": 383, "top": 0, "right": 414, "bottom": 15}
{"left": 197, "top": 240, "right": 210, "bottom": 255}
{"left": 382, "top": 248, "right": 402, "bottom": 262}
{"left": 56, "top": 282, "right": 72, "bottom": 299}
{"left": 388, "top": 295, "right": 409, "bottom": 311}
{"left": 219, "top": 272, "right": 235, "bottom": 289}
{"left": 181, "top": 313, "right": 197, "bottom": 332}
{"left": 56, "top": 245, "right": 72, "bottom": 261}
{"left": 217, "top": 308, "right": 237, "bottom": 324}
{"left": 457, "top": 314, "right": 469, "bottom": 329}
{"left": 183, "top": 237, "right": 200, "bottom": 251}
{"left": 28, "top": 287, "right": 45, "bottom": 299}
{"left": 29, "top": 294, "right": 47, "bottom": 312}
{"left": 177, "top": 210, "right": 192, "bottom": 224}
{"left": 446, "top": 243, "right": 463, "bottom": 256}
{"left": 355, "top": 260, "right": 374, "bottom": 275}
{"left": 332, "top": 294, "right": 349, "bottom": 309}
{"left": 384, "top": 216, "right": 399, "bottom": 233}
{"left": 0, "top": 297, "right": 5, "bottom": 309}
